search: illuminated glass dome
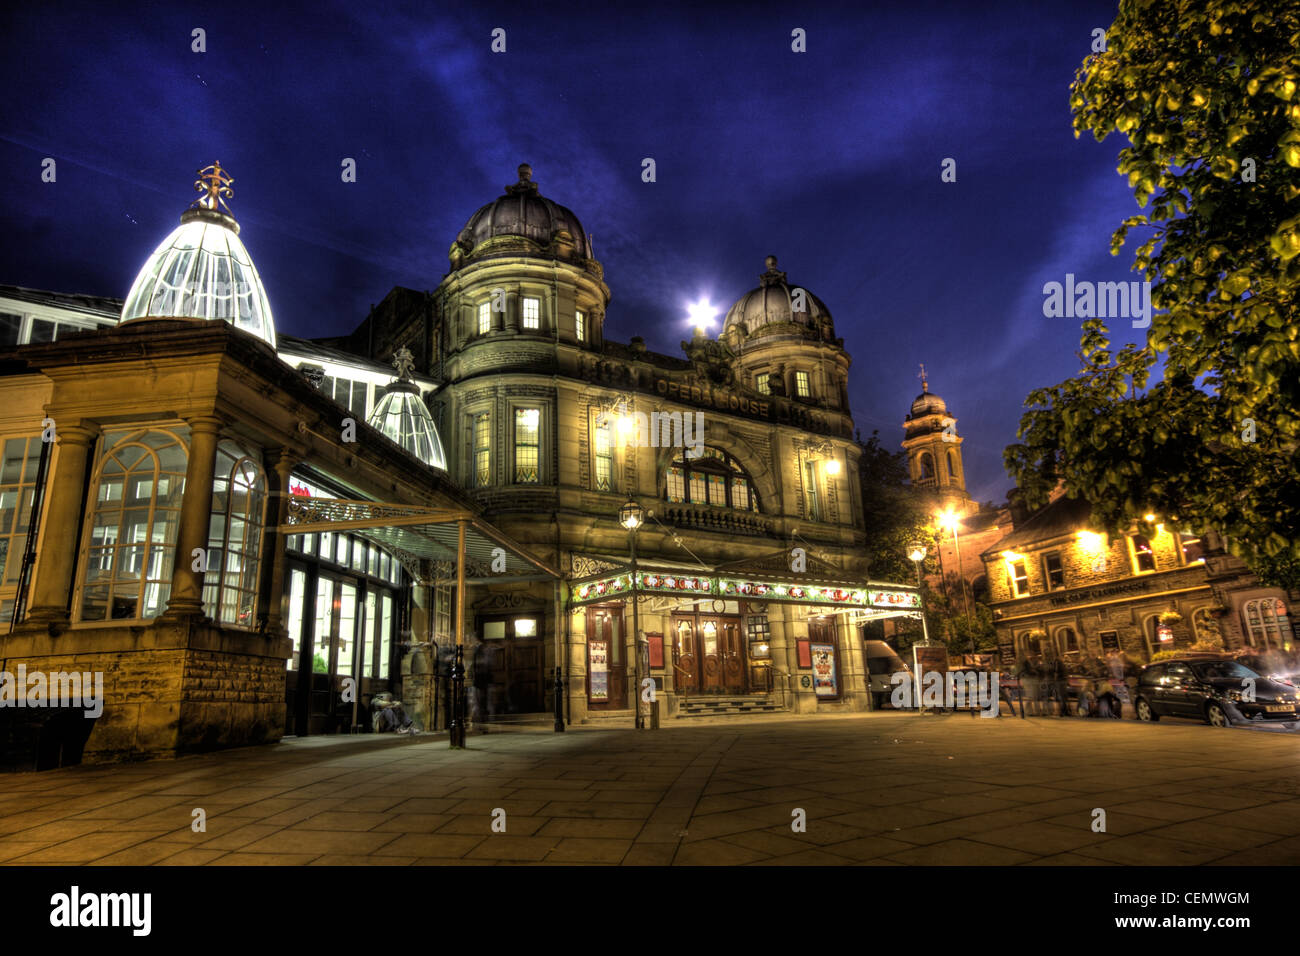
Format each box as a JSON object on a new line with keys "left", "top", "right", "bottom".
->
{"left": 367, "top": 349, "right": 446, "bottom": 469}
{"left": 120, "top": 162, "right": 276, "bottom": 348}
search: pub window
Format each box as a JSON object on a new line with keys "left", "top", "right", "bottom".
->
{"left": 472, "top": 412, "right": 491, "bottom": 486}
{"left": 593, "top": 416, "right": 613, "bottom": 491}
{"left": 1009, "top": 559, "right": 1030, "bottom": 597}
{"left": 514, "top": 408, "right": 540, "bottom": 483}
{"left": 575, "top": 310, "right": 585, "bottom": 342}
{"left": 1180, "top": 533, "right": 1206, "bottom": 565}
{"left": 477, "top": 301, "right": 491, "bottom": 335}
{"left": 755, "top": 372, "right": 770, "bottom": 395}
{"left": 1042, "top": 551, "right": 1065, "bottom": 590}
{"left": 1129, "top": 534, "right": 1157, "bottom": 573}
{"left": 1243, "top": 598, "right": 1288, "bottom": 649}
{"left": 80, "top": 426, "right": 188, "bottom": 622}
{"left": 747, "top": 614, "right": 771, "bottom": 660}
{"left": 663, "top": 446, "right": 759, "bottom": 512}
{"left": 794, "top": 370, "right": 811, "bottom": 398}
{"left": 0, "top": 313, "right": 22, "bottom": 346}
{"left": 1056, "top": 626, "right": 1079, "bottom": 654}
{"left": 201, "top": 441, "right": 267, "bottom": 629}
{"left": 522, "top": 297, "right": 540, "bottom": 330}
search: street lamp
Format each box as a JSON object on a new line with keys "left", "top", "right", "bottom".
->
{"left": 937, "top": 508, "right": 973, "bottom": 622}
{"left": 907, "top": 543, "right": 933, "bottom": 644}
{"left": 620, "top": 496, "right": 647, "bottom": 729}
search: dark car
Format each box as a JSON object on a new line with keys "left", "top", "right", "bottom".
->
{"left": 1135, "top": 658, "right": 1300, "bottom": 727}
{"left": 1235, "top": 652, "right": 1300, "bottom": 687}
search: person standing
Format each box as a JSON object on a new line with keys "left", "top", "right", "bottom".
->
{"left": 1016, "top": 656, "right": 1040, "bottom": 717}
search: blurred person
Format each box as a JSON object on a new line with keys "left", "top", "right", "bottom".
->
{"left": 1016, "top": 656, "right": 1041, "bottom": 716}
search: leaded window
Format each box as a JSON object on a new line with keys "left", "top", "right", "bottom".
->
{"left": 594, "top": 417, "right": 612, "bottom": 491}
{"left": 515, "top": 408, "right": 540, "bottom": 483}
{"left": 473, "top": 412, "right": 491, "bottom": 486}
{"left": 663, "top": 446, "right": 759, "bottom": 512}
{"left": 522, "top": 297, "right": 540, "bottom": 330}
{"left": 202, "top": 441, "right": 267, "bottom": 629}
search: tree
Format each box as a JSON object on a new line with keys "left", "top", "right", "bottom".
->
{"left": 858, "top": 430, "right": 937, "bottom": 584}
{"left": 1005, "top": 0, "right": 1300, "bottom": 588}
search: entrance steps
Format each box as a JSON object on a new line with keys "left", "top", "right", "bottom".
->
{"left": 679, "top": 695, "right": 784, "bottom": 718}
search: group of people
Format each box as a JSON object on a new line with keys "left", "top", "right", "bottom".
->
{"left": 1012, "top": 649, "right": 1140, "bottom": 718}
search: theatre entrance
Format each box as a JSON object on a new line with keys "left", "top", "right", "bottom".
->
{"left": 586, "top": 604, "right": 628, "bottom": 711}
{"left": 672, "top": 610, "right": 747, "bottom": 695}
{"left": 473, "top": 612, "right": 546, "bottom": 716}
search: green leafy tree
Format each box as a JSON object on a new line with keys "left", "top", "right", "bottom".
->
{"left": 858, "top": 430, "right": 936, "bottom": 584}
{"left": 1006, "top": 0, "right": 1300, "bottom": 588}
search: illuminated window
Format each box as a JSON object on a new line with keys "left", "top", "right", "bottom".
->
{"left": 522, "top": 297, "right": 540, "bottom": 330}
{"left": 1009, "top": 559, "right": 1030, "bottom": 597}
{"left": 576, "top": 311, "right": 585, "bottom": 342}
{"left": 794, "top": 370, "right": 811, "bottom": 398}
{"left": 1042, "top": 551, "right": 1065, "bottom": 590}
{"left": 1243, "top": 598, "right": 1289, "bottom": 649}
{"left": 662, "top": 447, "right": 759, "bottom": 512}
{"left": 515, "top": 408, "right": 540, "bottom": 483}
{"left": 80, "top": 426, "right": 188, "bottom": 621}
{"left": 201, "top": 441, "right": 267, "bottom": 629}
{"left": 478, "top": 301, "right": 491, "bottom": 335}
{"left": 1129, "top": 534, "right": 1157, "bottom": 573}
{"left": 755, "top": 373, "right": 770, "bottom": 395}
{"left": 1180, "top": 533, "right": 1206, "bottom": 564}
{"left": 804, "top": 461, "right": 820, "bottom": 521}
{"left": 594, "top": 416, "right": 612, "bottom": 491}
{"left": 0, "top": 436, "right": 42, "bottom": 590}
{"left": 472, "top": 412, "right": 491, "bottom": 486}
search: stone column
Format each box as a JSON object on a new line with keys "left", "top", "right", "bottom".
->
{"left": 260, "top": 450, "right": 298, "bottom": 635}
{"left": 767, "top": 607, "right": 793, "bottom": 711}
{"left": 164, "top": 416, "right": 223, "bottom": 618}
{"left": 839, "top": 615, "right": 869, "bottom": 711}
{"left": 569, "top": 606, "right": 589, "bottom": 723}
{"left": 26, "top": 422, "right": 98, "bottom": 623}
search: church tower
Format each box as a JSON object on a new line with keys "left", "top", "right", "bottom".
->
{"left": 902, "top": 366, "right": 972, "bottom": 513}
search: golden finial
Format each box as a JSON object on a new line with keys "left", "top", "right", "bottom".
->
{"left": 919, "top": 363, "right": 928, "bottom": 393}
{"left": 192, "top": 161, "right": 234, "bottom": 214}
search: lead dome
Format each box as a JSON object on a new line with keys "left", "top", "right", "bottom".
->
{"left": 452, "top": 164, "right": 589, "bottom": 264}
{"left": 120, "top": 162, "right": 276, "bottom": 348}
{"left": 722, "top": 255, "right": 834, "bottom": 341}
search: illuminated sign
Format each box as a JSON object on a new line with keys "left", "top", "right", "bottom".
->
{"left": 569, "top": 572, "right": 918, "bottom": 609}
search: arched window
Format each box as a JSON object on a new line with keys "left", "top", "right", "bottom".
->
{"left": 80, "top": 426, "right": 188, "bottom": 621}
{"left": 946, "top": 450, "right": 957, "bottom": 478}
{"left": 664, "top": 447, "right": 759, "bottom": 512}
{"left": 1191, "top": 607, "right": 1221, "bottom": 646}
{"left": 203, "top": 441, "right": 267, "bottom": 628}
{"left": 1017, "top": 631, "right": 1042, "bottom": 658}
{"left": 1243, "top": 598, "right": 1289, "bottom": 649}
{"left": 919, "top": 452, "right": 935, "bottom": 481}
{"left": 1056, "top": 626, "right": 1079, "bottom": 655}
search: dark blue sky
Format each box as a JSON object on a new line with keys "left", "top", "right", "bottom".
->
{"left": 1, "top": 0, "right": 1142, "bottom": 504}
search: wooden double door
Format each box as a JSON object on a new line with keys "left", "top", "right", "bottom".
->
{"left": 673, "top": 612, "right": 747, "bottom": 695}
{"left": 586, "top": 604, "right": 628, "bottom": 710}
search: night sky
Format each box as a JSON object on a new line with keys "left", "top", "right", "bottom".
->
{"left": 1, "top": 0, "right": 1142, "bottom": 504}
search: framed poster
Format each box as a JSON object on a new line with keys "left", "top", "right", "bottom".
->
{"left": 589, "top": 639, "right": 608, "bottom": 701}
{"left": 648, "top": 633, "right": 664, "bottom": 669}
{"left": 810, "top": 642, "right": 838, "bottom": 697}
{"left": 1099, "top": 630, "right": 1120, "bottom": 652}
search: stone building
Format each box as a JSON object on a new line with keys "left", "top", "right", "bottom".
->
{"left": 0, "top": 161, "right": 923, "bottom": 763}
{"left": 980, "top": 494, "right": 1297, "bottom": 662}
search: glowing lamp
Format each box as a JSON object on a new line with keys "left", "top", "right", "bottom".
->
{"left": 825, "top": 459, "right": 842, "bottom": 476}
{"left": 619, "top": 495, "right": 644, "bottom": 531}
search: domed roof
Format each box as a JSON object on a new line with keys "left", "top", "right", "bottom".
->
{"left": 721, "top": 256, "right": 834, "bottom": 340}
{"left": 908, "top": 387, "right": 948, "bottom": 419}
{"left": 121, "top": 162, "right": 276, "bottom": 348}
{"left": 366, "top": 349, "right": 446, "bottom": 469}
{"left": 453, "top": 164, "right": 589, "bottom": 263}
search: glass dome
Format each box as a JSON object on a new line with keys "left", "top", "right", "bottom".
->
{"left": 367, "top": 381, "right": 446, "bottom": 470}
{"left": 121, "top": 210, "right": 276, "bottom": 348}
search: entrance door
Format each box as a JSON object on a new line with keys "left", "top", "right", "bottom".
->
{"left": 306, "top": 575, "right": 360, "bottom": 733}
{"left": 587, "top": 605, "right": 627, "bottom": 710}
{"left": 676, "top": 612, "right": 748, "bottom": 694}
{"left": 475, "top": 614, "right": 545, "bottom": 715}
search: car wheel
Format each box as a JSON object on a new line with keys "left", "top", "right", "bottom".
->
{"left": 1206, "top": 702, "right": 1228, "bottom": 727}
{"left": 1136, "top": 698, "right": 1157, "bottom": 722}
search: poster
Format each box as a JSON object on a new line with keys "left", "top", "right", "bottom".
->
{"left": 589, "top": 640, "right": 608, "bottom": 701}
{"left": 810, "top": 642, "right": 838, "bottom": 697}
{"left": 1100, "top": 630, "right": 1120, "bottom": 651}
{"left": 1156, "top": 623, "right": 1173, "bottom": 644}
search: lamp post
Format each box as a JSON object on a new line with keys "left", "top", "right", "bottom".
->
{"left": 620, "top": 495, "right": 647, "bottom": 729}
{"left": 938, "top": 508, "right": 973, "bottom": 621}
{"left": 908, "top": 544, "right": 933, "bottom": 645}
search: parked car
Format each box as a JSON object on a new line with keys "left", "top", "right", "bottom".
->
{"left": 864, "top": 640, "right": 911, "bottom": 709}
{"left": 1135, "top": 657, "right": 1300, "bottom": 726}
{"left": 1235, "top": 652, "right": 1300, "bottom": 687}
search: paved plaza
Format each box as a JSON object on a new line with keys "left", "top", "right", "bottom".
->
{"left": 3, "top": 712, "right": 1300, "bottom": 866}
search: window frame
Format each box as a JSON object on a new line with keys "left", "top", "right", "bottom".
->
{"left": 575, "top": 310, "right": 585, "bottom": 342}
{"left": 477, "top": 301, "right": 491, "bottom": 336}
{"left": 663, "top": 446, "right": 760, "bottom": 513}
{"left": 513, "top": 406, "right": 541, "bottom": 484}
{"left": 522, "top": 296, "right": 541, "bottom": 331}
{"left": 471, "top": 411, "right": 492, "bottom": 487}
{"left": 794, "top": 370, "right": 811, "bottom": 398}
{"left": 1042, "top": 551, "right": 1065, "bottom": 591}
{"left": 1128, "top": 534, "right": 1157, "bottom": 574}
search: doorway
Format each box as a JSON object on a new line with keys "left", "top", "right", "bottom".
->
{"left": 673, "top": 610, "right": 747, "bottom": 695}
{"left": 586, "top": 604, "right": 627, "bottom": 710}
{"left": 474, "top": 613, "right": 546, "bottom": 715}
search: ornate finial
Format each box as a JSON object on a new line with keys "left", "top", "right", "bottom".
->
{"left": 505, "top": 163, "right": 539, "bottom": 196}
{"left": 919, "top": 363, "right": 928, "bottom": 393}
{"left": 764, "top": 255, "right": 778, "bottom": 271}
{"left": 192, "top": 161, "right": 234, "bottom": 214}
{"left": 392, "top": 346, "right": 416, "bottom": 382}
{"left": 759, "top": 255, "right": 787, "bottom": 288}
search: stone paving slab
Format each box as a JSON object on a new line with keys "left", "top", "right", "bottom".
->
{"left": 4, "top": 713, "right": 1300, "bottom": 865}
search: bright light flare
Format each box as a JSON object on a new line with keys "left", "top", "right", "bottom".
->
{"left": 687, "top": 298, "right": 719, "bottom": 333}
